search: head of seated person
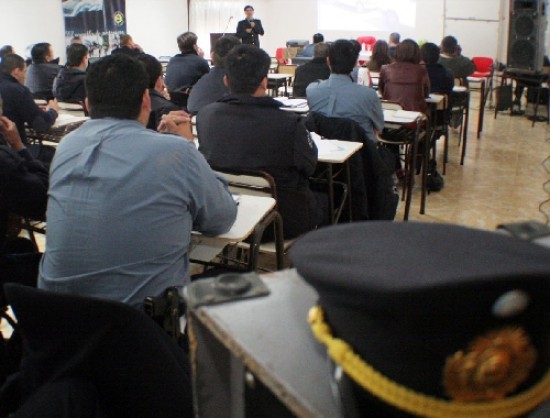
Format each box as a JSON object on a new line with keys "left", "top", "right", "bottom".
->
{"left": 0, "top": 45, "right": 14, "bottom": 63}
{"left": 388, "top": 32, "right": 400, "bottom": 46}
{"left": 328, "top": 39, "right": 359, "bottom": 75}
{"left": 421, "top": 42, "right": 439, "bottom": 65}
{"left": 440, "top": 35, "right": 458, "bottom": 57}
{"left": 368, "top": 40, "right": 391, "bottom": 71}
{"left": 86, "top": 54, "right": 149, "bottom": 122}
{"left": 66, "top": 43, "right": 88, "bottom": 70}
{"left": 313, "top": 33, "right": 324, "bottom": 44}
{"left": 0, "top": 53, "right": 27, "bottom": 85}
{"left": 211, "top": 35, "right": 240, "bottom": 68}
{"left": 177, "top": 32, "right": 200, "bottom": 56}
{"left": 224, "top": 44, "right": 270, "bottom": 96}
{"left": 137, "top": 54, "right": 163, "bottom": 93}
{"left": 313, "top": 42, "right": 329, "bottom": 61}
{"left": 395, "top": 39, "right": 422, "bottom": 64}
{"left": 31, "top": 42, "right": 55, "bottom": 65}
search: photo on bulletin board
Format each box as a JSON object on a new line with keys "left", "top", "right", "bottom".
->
{"left": 62, "top": 0, "right": 127, "bottom": 57}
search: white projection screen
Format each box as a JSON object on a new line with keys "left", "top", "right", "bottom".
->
{"left": 318, "top": 0, "right": 417, "bottom": 32}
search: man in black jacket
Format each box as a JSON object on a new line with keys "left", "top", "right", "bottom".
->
{"left": 0, "top": 94, "right": 48, "bottom": 300}
{"left": 53, "top": 43, "right": 88, "bottom": 103}
{"left": 197, "top": 45, "right": 324, "bottom": 240}
{"left": 236, "top": 5, "right": 264, "bottom": 48}
{"left": 0, "top": 54, "right": 58, "bottom": 146}
{"left": 24, "top": 42, "right": 62, "bottom": 100}
{"left": 136, "top": 54, "right": 182, "bottom": 130}
{"left": 293, "top": 42, "right": 331, "bottom": 97}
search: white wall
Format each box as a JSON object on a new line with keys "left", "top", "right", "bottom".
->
{"left": 0, "top": 0, "right": 188, "bottom": 62}
{"left": 256, "top": 0, "right": 507, "bottom": 60}
{"left": 0, "top": 0, "right": 66, "bottom": 61}
{"left": 126, "top": 0, "right": 188, "bottom": 58}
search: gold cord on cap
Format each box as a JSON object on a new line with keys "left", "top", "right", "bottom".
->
{"left": 308, "top": 305, "right": 550, "bottom": 418}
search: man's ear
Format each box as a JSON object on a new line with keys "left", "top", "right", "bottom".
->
{"left": 223, "top": 74, "right": 229, "bottom": 87}
{"left": 142, "top": 88, "right": 151, "bottom": 112}
{"left": 260, "top": 76, "right": 268, "bottom": 90}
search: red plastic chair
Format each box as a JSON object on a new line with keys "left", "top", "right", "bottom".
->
{"left": 357, "top": 36, "right": 376, "bottom": 52}
{"left": 471, "top": 56, "right": 494, "bottom": 78}
{"left": 468, "top": 57, "right": 494, "bottom": 138}
{"left": 275, "top": 47, "right": 287, "bottom": 65}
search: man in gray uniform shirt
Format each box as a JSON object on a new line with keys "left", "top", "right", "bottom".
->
{"left": 39, "top": 54, "right": 237, "bottom": 308}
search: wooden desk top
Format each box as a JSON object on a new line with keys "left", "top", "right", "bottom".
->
{"left": 311, "top": 134, "right": 363, "bottom": 164}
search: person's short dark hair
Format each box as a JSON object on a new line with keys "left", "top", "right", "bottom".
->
{"left": 441, "top": 35, "right": 458, "bottom": 55}
{"left": 395, "top": 39, "right": 421, "bottom": 64}
{"left": 225, "top": 44, "right": 270, "bottom": 95}
{"left": 0, "top": 45, "right": 14, "bottom": 60}
{"left": 71, "top": 36, "right": 83, "bottom": 44}
{"left": 31, "top": 43, "right": 52, "bottom": 63}
{"left": 389, "top": 32, "right": 400, "bottom": 44}
{"left": 66, "top": 43, "right": 88, "bottom": 67}
{"left": 420, "top": 42, "right": 440, "bottom": 65}
{"left": 85, "top": 54, "right": 148, "bottom": 120}
{"left": 136, "top": 54, "right": 162, "bottom": 89}
{"left": 177, "top": 32, "right": 198, "bottom": 54}
{"left": 313, "top": 42, "right": 330, "bottom": 59}
{"left": 328, "top": 40, "right": 359, "bottom": 75}
{"left": 212, "top": 35, "right": 240, "bottom": 68}
{"left": 0, "top": 53, "right": 25, "bottom": 75}
{"left": 244, "top": 5, "right": 254, "bottom": 11}
{"left": 313, "top": 33, "right": 324, "bottom": 44}
{"left": 119, "top": 34, "right": 132, "bottom": 46}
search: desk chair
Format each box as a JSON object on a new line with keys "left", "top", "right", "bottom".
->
{"left": 0, "top": 284, "right": 193, "bottom": 418}
{"left": 379, "top": 101, "right": 428, "bottom": 221}
{"left": 277, "top": 64, "right": 297, "bottom": 96}
{"left": 305, "top": 112, "right": 398, "bottom": 221}
{"left": 450, "top": 80, "right": 470, "bottom": 168}
{"left": 275, "top": 48, "right": 287, "bottom": 65}
{"left": 214, "top": 169, "right": 285, "bottom": 272}
{"left": 468, "top": 57, "right": 494, "bottom": 138}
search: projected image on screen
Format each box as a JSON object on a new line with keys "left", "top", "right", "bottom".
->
{"left": 318, "top": 0, "right": 416, "bottom": 31}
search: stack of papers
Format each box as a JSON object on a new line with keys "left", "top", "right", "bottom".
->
{"left": 274, "top": 97, "right": 308, "bottom": 108}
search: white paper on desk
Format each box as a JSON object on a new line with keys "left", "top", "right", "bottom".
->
{"left": 393, "top": 110, "right": 421, "bottom": 119}
{"left": 274, "top": 97, "right": 308, "bottom": 108}
{"left": 54, "top": 114, "right": 89, "bottom": 127}
{"left": 310, "top": 133, "right": 344, "bottom": 155}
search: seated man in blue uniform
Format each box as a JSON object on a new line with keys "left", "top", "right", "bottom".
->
{"left": 197, "top": 45, "right": 324, "bottom": 240}
{"left": 39, "top": 54, "right": 237, "bottom": 308}
{"left": 306, "top": 39, "right": 384, "bottom": 143}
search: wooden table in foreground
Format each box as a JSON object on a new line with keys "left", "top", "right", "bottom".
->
{"left": 188, "top": 269, "right": 341, "bottom": 418}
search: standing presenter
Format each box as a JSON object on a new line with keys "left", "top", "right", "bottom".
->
{"left": 236, "top": 5, "right": 264, "bottom": 48}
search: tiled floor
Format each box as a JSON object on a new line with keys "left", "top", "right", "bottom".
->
{"left": 397, "top": 92, "right": 550, "bottom": 231}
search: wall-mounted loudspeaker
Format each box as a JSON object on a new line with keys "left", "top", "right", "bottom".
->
{"left": 507, "top": 0, "right": 547, "bottom": 73}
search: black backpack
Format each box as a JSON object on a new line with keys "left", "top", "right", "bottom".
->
{"left": 426, "top": 159, "right": 444, "bottom": 193}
